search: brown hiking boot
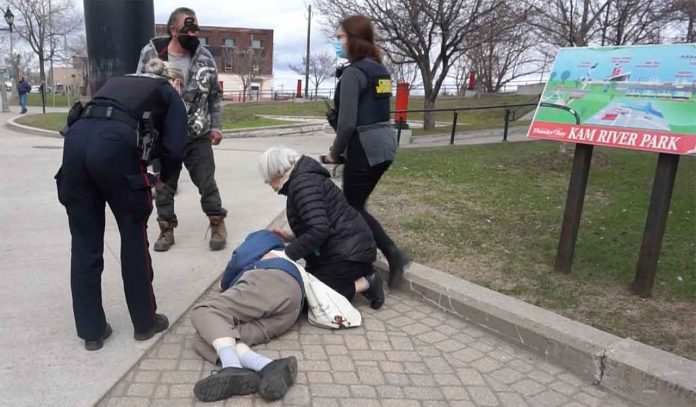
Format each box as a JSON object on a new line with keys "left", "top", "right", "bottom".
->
{"left": 154, "top": 220, "right": 175, "bottom": 252}
{"left": 208, "top": 215, "right": 227, "bottom": 251}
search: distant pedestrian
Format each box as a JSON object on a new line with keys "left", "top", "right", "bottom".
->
{"left": 17, "top": 77, "right": 31, "bottom": 114}
{"left": 324, "top": 15, "right": 410, "bottom": 288}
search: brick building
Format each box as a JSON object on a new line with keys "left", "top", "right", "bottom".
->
{"left": 155, "top": 24, "right": 274, "bottom": 100}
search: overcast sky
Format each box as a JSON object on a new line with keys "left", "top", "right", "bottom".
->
{"left": 151, "top": 0, "right": 336, "bottom": 91}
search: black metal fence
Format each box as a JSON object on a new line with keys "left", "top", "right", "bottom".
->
{"left": 392, "top": 100, "right": 540, "bottom": 145}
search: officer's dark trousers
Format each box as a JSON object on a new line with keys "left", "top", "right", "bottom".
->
{"left": 156, "top": 136, "right": 226, "bottom": 227}
{"left": 343, "top": 136, "right": 395, "bottom": 253}
{"left": 57, "top": 119, "right": 158, "bottom": 341}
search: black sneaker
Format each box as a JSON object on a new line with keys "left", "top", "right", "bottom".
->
{"left": 194, "top": 367, "right": 260, "bottom": 402}
{"left": 84, "top": 323, "right": 112, "bottom": 351}
{"left": 364, "top": 272, "right": 385, "bottom": 310}
{"left": 386, "top": 246, "right": 411, "bottom": 288}
{"left": 134, "top": 313, "right": 169, "bottom": 341}
{"left": 257, "top": 357, "right": 298, "bottom": 400}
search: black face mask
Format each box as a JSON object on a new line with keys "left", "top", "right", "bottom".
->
{"left": 177, "top": 34, "right": 200, "bottom": 53}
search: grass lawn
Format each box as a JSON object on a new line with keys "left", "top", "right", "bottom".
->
{"left": 15, "top": 93, "right": 77, "bottom": 108}
{"left": 369, "top": 141, "right": 696, "bottom": 360}
{"left": 17, "top": 93, "right": 539, "bottom": 133}
{"left": 16, "top": 109, "right": 295, "bottom": 132}
{"left": 224, "top": 93, "right": 539, "bottom": 131}
{"left": 15, "top": 112, "right": 66, "bottom": 132}
{"left": 221, "top": 108, "right": 294, "bottom": 129}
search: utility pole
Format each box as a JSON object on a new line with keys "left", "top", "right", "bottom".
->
{"left": 84, "top": 0, "right": 154, "bottom": 93}
{"left": 304, "top": 4, "right": 311, "bottom": 99}
{"left": 50, "top": 0, "right": 56, "bottom": 107}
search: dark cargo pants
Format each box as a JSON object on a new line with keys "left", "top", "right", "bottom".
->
{"left": 156, "top": 136, "right": 226, "bottom": 226}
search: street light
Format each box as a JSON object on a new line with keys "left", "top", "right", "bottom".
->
{"left": 0, "top": 7, "right": 14, "bottom": 113}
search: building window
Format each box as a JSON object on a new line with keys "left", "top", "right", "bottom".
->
{"left": 252, "top": 64, "right": 260, "bottom": 73}
{"left": 224, "top": 38, "right": 235, "bottom": 47}
{"left": 199, "top": 37, "right": 208, "bottom": 46}
{"left": 224, "top": 57, "right": 234, "bottom": 72}
{"left": 252, "top": 39, "right": 263, "bottom": 49}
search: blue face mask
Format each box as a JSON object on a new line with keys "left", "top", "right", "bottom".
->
{"left": 335, "top": 41, "right": 347, "bottom": 59}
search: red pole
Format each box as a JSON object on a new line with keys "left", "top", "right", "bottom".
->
{"left": 296, "top": 79, "right": 303, "bottom": 98}
{"left": 394, "top": 81, "right": 410, "bottom": 128}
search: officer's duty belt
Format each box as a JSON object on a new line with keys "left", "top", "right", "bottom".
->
{"left": 81, "top": 105, "right": 138, "bottom": 129}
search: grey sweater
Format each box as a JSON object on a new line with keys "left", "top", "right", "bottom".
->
{"left": 331, "top": 66, "right": 397, "bottom": 166}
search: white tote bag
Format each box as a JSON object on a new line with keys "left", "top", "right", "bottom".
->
{"left": 272, "top": 251, "right": 362, "bottom": 329}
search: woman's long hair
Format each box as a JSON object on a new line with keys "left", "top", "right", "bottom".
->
{"left": 340, "top": 15, "right": 382, "bottom": 63}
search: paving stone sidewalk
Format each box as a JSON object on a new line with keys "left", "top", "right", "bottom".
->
{"left": 98, "top": 283, "right": 635, "bottom": 407}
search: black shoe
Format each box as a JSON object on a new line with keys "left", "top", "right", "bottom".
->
{"left": 84, "top": 323, "right": 112, "bottom": 351}
{"left": 364, "top": 271, "right": 385, "bottom": 310}
{"left": 386, "top": 246, "right": 411, "bottom": 288}
{"left": 258, "top": 357, "right": 298, "bottom": 401}
{"left": 194, "top": 367, "right": 260, "bottom": 402}
{"left": 134, "top": 313, "right": 169, "bottom": 341}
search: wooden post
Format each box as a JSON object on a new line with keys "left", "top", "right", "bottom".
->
{"left": 632, "top": 153, "right": 680, "bottom": 298}
{"left": 554, "top": 143, "right": 594, "bottom": 273}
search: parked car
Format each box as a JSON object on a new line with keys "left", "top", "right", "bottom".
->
{"left": 4, "top": 81, "right": 12, "bottom": 91}
{"left": 30, "top": 85, "right": 41, "bottom": 94}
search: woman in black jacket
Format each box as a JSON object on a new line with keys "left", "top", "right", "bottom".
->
{"left": 260, "top": 147, "right": 385, "bottom": 309}
{"left": 324, "top": 15, "right": 409, "bottom": 288}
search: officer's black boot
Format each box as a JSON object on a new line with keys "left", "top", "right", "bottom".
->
{"left": 154, "top": 220, "right": 175, "bottom": 252}
{"left": 208, "top": 215, "right": 227, "bottom": 251}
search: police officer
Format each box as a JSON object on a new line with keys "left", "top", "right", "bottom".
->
{"left": 324, "top": 15, "right": 409, "bottom": 293}
{"left": 56, "top": 59, "right": 188, "bottom": 351}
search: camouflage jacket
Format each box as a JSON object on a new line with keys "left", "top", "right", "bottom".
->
{"left": 136, "top": 37, "right": 222, "bottom": 139}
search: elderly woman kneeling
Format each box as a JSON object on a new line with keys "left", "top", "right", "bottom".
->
{"left": 259, "top": 147, "right": 385, "bottom": 309}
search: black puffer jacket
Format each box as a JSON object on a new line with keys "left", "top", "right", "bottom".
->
{"left": 280, "top": 156, "right": 376, "bottom": 266}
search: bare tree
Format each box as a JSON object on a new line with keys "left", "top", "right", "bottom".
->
{"left": 289, "top": 51, "right": 337, "bottom": 97}
{"left": 447, "top": 57, "right": 469, "bottom": 95}
{"left": 667, "top": 0, "right": 696, "bottom": 43}
{"left": 228, "top": 47, "right": 269, "bottom": 102}
{"left": 468, "top": 2, "right": 541, "bottom": 93}
{"left": 526, "top": 0, "right": 613, "bottom": 47}
{"left": 383, "top": 50, "right": 421, "bottom": 88}
{"left": 7, "top": 0, "right": 81, "bottom": 99}
{"left": 314, "top": 0, "right": 504, "bottom": 129}
{"left": 597, "top": 0, "right": 669, "bottom": 45}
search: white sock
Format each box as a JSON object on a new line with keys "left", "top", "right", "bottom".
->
{"left": 236, "top": 343, "right": 272, "bottom": 372}
{"left": 212, "top": 337, "right": 241, "bottom": 368}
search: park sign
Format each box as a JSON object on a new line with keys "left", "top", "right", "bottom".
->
{"left": 528, "top": 44, "right": 696, "bottom": 156}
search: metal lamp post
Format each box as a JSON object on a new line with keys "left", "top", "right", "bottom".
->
{"left": 0, "top": 7, "right": 14, "bottom": 113}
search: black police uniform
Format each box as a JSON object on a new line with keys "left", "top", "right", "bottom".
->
{"left": 55, "top": 74, "right": 187, "bottom": 342}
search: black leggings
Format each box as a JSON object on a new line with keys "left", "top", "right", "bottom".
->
{"left": 343, "top": 137, "right": 395, "bottom": 253}
{"left": 307, "top": 260, "right": 373, "bottom": 301}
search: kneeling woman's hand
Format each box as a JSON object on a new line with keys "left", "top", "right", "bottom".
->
{"left": 269, "top": 227, "right": 295, "bottom": 242}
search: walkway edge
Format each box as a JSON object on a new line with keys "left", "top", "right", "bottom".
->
{"left": 7, "top": 115, "right": 61, "bottom": 138}
{"left": 374, "top": 260, "right": 696, "bottom": 407}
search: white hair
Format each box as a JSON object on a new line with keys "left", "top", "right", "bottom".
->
{"left": 163, "top": 62, "right": 184, "bottom": 82}
{"left": 258, "top": 147, "right": 301, "bottom": 184}
{"left": 145, "top": 58, "right": 168, "bottom": 76}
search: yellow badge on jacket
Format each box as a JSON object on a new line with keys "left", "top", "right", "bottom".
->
{"left": 375, "top": 77, "right": 392, "bottom": 96}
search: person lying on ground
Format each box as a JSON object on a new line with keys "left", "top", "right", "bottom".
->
{"left": 191, "top": 230, "right": 303, "bottom": 402}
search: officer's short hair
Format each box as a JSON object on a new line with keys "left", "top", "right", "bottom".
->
{"left": 258, "top": 147, "right": 301, "bottom": 184}
{"left": 167, "top": 7, "right": 196, "bottom": 35}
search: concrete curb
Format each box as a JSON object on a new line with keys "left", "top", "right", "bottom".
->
{"left": 6, "top": 115, "right": 61, "bottom": 138}
{"left": 222, "top": 123, "right": 326, "bottom": 138}
{"left": 373, "top": 260, "right": 696, "bottom": 407}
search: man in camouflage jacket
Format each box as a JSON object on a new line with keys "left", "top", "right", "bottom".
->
{"left": 136, "top": 7, "right": 227, "bottom": 252}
